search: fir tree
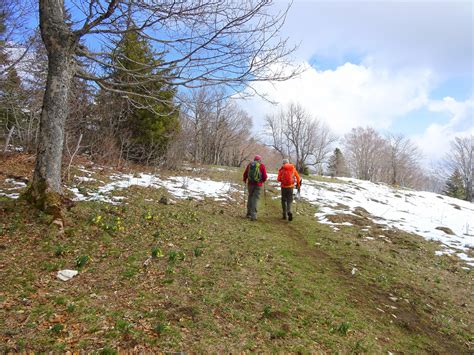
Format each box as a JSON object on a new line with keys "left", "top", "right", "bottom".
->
{"left": 111, "top": 29, "right": 179, "bottom": 162}
{"left": 327, "top": 148, "right": 348, "bottom": 177}
{"left": 443, "top": 169, "right": 466, "bottom": 199}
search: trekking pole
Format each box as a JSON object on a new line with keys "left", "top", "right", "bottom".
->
{"left": 295, "top": 188, "right": 299, "bottom": 214}
{"left": 296, "top": 179, "right": 302, "bottom": 215}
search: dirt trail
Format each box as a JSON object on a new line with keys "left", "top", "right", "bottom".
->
{"left": 254, "top": 202, "right": 469, "bottom": 354}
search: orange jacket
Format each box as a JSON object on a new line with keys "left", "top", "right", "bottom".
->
{"left": 277, "top": 163, "right": 301, "bottom": 188}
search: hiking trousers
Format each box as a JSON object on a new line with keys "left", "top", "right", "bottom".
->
{"left": 281, "top": 187, "right": 294, "bottom": 218}
{"left": 247, "top": 184, "right": 262, "bottom": 219}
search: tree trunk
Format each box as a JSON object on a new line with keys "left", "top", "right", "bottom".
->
{"left": 3, "top": 126, "right": 14, "bottom": 153}
{"left": 27, "top": 0, "right": 76, "bottom": 216}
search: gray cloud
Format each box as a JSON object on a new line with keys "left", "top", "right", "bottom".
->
{"left": 278, "top": 0, "right": 473, "bottom": 77}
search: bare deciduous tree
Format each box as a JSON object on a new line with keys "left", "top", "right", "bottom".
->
{"left": 383, "top": 133, "right": 422, "bottom": 187}
{"left": 1, "top": 33, "right": 46, "bottom": 154}
{"left": 265, "top": 102, "right": 336, "bottom": 173}
{"left": 343, "top": 128, "right": 429, "bottom": 189}
{"left": 343, "top": 127, "right": 388, "bottom": 181}
{"left": 179, "top": 87, "right": 253, "bottom": 167}
{"left": 28, "top": 0, "right": 299, "bottom": 214}
{"left": 0, "top": 0, "right": 35, "bottom": 76}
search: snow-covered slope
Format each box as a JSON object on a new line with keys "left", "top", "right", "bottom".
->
{"left": 295, "top": 176, "right": 474, "bottom": 266}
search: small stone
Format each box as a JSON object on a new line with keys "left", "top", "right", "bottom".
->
{"left": 57, "top": 269, "right": 78, "bottom": 281}
{"left": 143, "top": 256, "right": 152, "bottom": 267}
{"left": 435, "top": 226, "right": 455, "bottom": 235}
{"left": 52, "top": 218, "right": 64, "bottom": 234}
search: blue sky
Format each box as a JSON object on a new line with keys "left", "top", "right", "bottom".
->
{"left": 16, "top": 0, "right": 473, "bottom": 164}
{"left": 244, "top": 0, "right": 473, "bottom": 163}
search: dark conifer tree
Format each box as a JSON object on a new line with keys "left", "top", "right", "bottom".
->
{"left": 443, "top": 168, "right": 466, "bottom": 200}
{"left": 110, "top": 29, "right": 179, "bottom": 162}
{"left": 327, "top": 148, "right": 349, "bottom": 177}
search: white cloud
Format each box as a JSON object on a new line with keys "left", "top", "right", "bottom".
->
{"left": 276, "top": 0, "right": 473, "bottom": 77}
{"left": 243, "top": 61, "right": 433, "bottom": 136}
{"left": 427, "top": 96, "right": 474, "bottom": 129}
{"left": 412, "top": 96, "right": 474, "bottom": 162}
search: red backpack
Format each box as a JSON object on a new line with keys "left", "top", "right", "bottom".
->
{"left": 281, "top": 165, "right": 294, "bottom": 186}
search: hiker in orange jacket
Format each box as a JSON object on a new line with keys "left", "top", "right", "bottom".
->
{"left": 277, "top": 159, "right": 301, "bottom": 221}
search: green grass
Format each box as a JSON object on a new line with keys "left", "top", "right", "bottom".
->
{"left": 0, "top": 166, "right": 472, "bottom": 352}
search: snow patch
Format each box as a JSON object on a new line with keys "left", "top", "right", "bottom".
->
{"left": 5, "top": 145, "right": 24, "bottom": 152}
{"left": 299, "top": 176, "right": 474, "bottom": 267}
{"left": 5, "top": 178, "right": 27, "bottom": 187}
{"left": 0, "top": 178, "right": 27, "bottom": 199}
{"left": 75, "top": 176, "right": 97, "bottom": 183}
{"left": 0, "top": 192, "right": 20, "bottom": 199}
{"left": 68, "top": 172, "right": 238, "bottom": 204}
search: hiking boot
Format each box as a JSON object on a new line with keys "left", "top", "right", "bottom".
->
{"left": 246, "top": 214, "right": 251, "bottom": 219}
{"left": 282, "top": 214, "right": 287, "bottom": 220}
{"left": 288, "top": 212, "right": 293, "bottom": 221}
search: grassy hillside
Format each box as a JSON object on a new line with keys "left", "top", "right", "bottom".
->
{"left": 0, "top": 156, "right": 472, "bottom": 352}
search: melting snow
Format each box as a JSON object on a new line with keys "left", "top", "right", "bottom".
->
{"left": 5, "top": 178, "right": 27, "bottom": 187}
{"left": 297, "top": 176, "right": 474, "bottom": 266}
{"left": 68, "top": 173, "right": 237, "bottom": 203}
{"left": 0, "top": 179, "right": 26, "bottom": 199}
{"left": 0, "top": 192, "right": 20, "bottom": 199}
{"left": 75, "top": 176, "right": 96, "bottom": 183}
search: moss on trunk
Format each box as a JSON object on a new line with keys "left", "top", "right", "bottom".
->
{"left": 23, "top": 179, "right": 64, "bottom": 221}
